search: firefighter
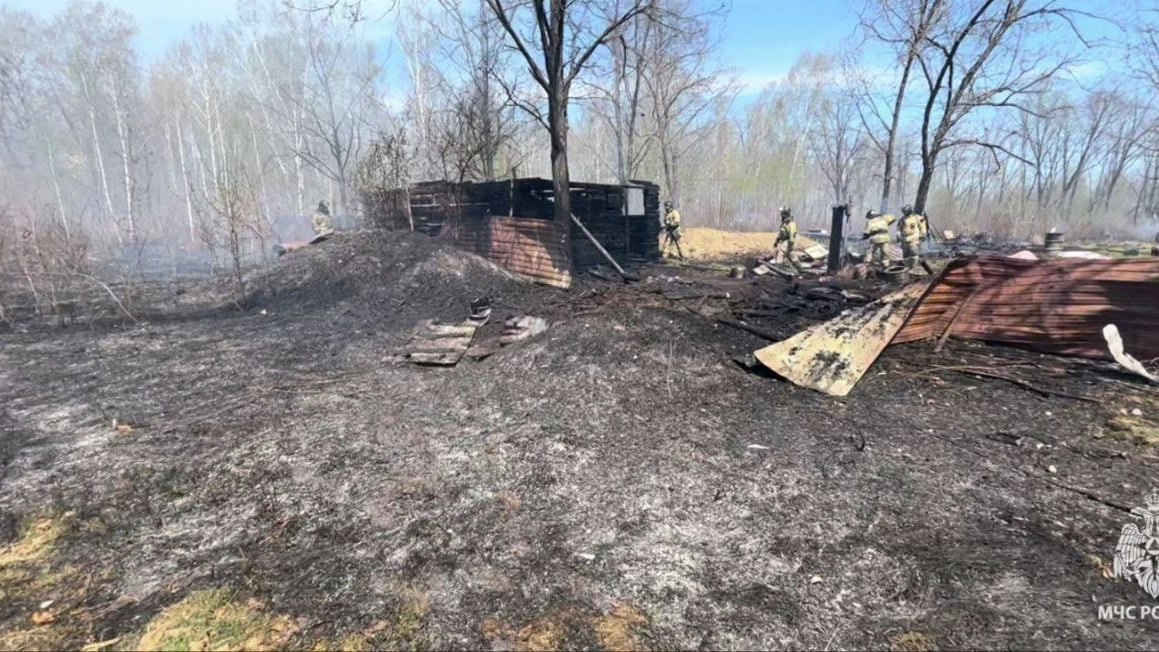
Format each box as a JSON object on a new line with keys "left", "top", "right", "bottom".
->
{"left": 311, "top": 200, "right": 333, "bottom": 236}
{"left": 898, "top": 204, "right": 928, "bottom": 272}
{"left": 862, "top": 209, "right": 897, "bottom": 269}
{"left": 662, "top": 200, "right": 684, "bottom": 260}
{"left": 773, "top": 207, "right": 797, "bottom": 262}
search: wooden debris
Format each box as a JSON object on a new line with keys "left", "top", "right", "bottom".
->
{"left": 500, "top": 316, "right": 548, "bottom": 345}
{"left": 402, "top": 319, "right": 480, "bottom": 366}
{"left": 803, "top": 244, "right": 829, "bottom": 261}
{"left": 689, "top": 307, "right": 783, "bottom": 342}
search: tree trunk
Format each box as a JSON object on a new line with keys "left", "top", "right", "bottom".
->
{"left": 112, "top": 87, "right": 135, "bottom": 242}
{"left": 660, "top": 135, "right": 677, "bottom": 206}
{"left": 914, "top": 150, "right": 938, "bottom": 214}
{"left": 46, "top": 140, "right": 69, "bottom": 238}
{"left": 548, "top": 90, "right": 572, "bottom": 257}
{"left": 174, "top": 113, "right": 196, "bottom": 242}
{"left": 81, "top": 72, "right": 117, "bottom": 241}
{"left": 249, "top": 117, "right": 273, "bottom": 235}
{"left": 881, "top": 54, "right": 914, "bottom": 211}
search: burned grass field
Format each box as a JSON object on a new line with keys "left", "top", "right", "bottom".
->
{"left": 2, "top": 232, "right": 1159, "bottom": 650}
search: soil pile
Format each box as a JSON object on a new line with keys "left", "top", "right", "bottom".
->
{"left": 244, "top": 231, "right": 546, "bottom": 324}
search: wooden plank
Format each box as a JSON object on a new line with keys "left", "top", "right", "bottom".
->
{"left": 403, "top": 320, "right": 480, "bottom": 365}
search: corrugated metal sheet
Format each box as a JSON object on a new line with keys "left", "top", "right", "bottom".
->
{"left": 438, "top": 215, "right": 572, "bottom": 289}
{"left": 894, "top": 256, "right": 1159, "bottom": 359}
{"left": 486, "top": 217, "right": 572, "bottom": 288}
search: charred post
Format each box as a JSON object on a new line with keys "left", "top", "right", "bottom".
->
{"left": 827, "top": 204, "right": 848, "bottom": 274}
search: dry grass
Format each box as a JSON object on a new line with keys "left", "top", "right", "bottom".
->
{"left": 594, "top": 603, "right": 648, "bottom": 651}
{"left": 0, "top": 513, "right": 68, "bottom": 571}
{"left": 1104, "top": 415, "right": 1159, "bottom": 446}
{"left": 376, "top": 587, "right": 430, "bottom": 650}
{"left": 495, "top": 490, "right": 522, "bottom": 519}
{"left": 482, "top": 610, "right": 577, "bottom": 651}
{"left": 482, "top": 604, "right": 648, "bottom": 651}
{"left": 892, "top": 630, "right": 937, "bottom": 652}
{"left": 1103, "top": 397, "right": 1159, "bottom": 446}
{"left": 677, "top": 227, "right": 824, "bottom": 261}
{"left": 134, "top": 590, "right": 298, "bottom": 651}
{"left": 1086, "top": 554, "right": 1116, "bottom": 579}
{"left": 0, "top": 512, "right": 77, "bottom": 651}
{"left": 314, "top": 586, "right": 430, "bottom": 651}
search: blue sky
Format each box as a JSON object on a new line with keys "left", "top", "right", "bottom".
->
{"left": 12, "top": 0, "right": 860, "bottom": 92}
{"left": 720, "top": 0, "right": 859, "bottom": 92}
{"left": 10, "top": 0, "right": 1123, "bottom": 99}
{"left": 17, "top": 0, "right": 240, "bottom": 52}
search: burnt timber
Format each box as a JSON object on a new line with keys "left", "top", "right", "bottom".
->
{"left": 376, "top": 178, "right": 662, "bottom": 288}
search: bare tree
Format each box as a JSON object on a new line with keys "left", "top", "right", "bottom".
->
{"left": 1091, "top": 93, "right": 1152, "bottom": 213}
{"left": 485, "top": 0, "right": 652, "bottom": 228}
{"left": 643, "top": 0, "right": 732, "bottom": 205}
{"left": 812, "top": 85, "right": 866, "bottom": 204}
{"left": 855, "top": 0, "right": 947, "bottom": 211}
{"left": 1130, "top": 6, "right": 1159, "bottom": 230}
{"left": 0, "top": 8, "right": 38, "bottom": 165}
{"left": 908, "top": 0, "right": 1090, "bottom": 213}
{"left": 289, "top": 22, "right": 381, "bottom": 219}
{"left": 587, "top": 0, "right": 655, "bottom": 185}
{"left": 407, "top": 0, "right": 525, "bottom": 182}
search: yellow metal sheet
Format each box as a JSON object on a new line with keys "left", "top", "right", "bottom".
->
{"left": 753, "top": 283, "right": 927, "bottom": 396}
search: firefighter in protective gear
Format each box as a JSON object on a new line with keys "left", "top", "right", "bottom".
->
{"left": 862, "top": 209, "right": 897, "bottom": 269}
{"left": 311, "top": 200, "right": 333, "bottom": 235}
{"left": 898, "top": 204, "right": 928, "bottom": 272}
{"left": 773, "top": 207, "right": 797, "bottom": 262}
{"left": 662, "top": 201, "right": 684, "bottom": 260}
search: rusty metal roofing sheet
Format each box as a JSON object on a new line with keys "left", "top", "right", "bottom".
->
{"left": 893, "top": 256, "right": 1159, "bottom": 359}
{"left": 439, "top": 215, "right": 572, "bottom": 289}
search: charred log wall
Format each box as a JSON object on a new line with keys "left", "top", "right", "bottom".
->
{"left": 366, "top": 178, "right": 660, "bottom": 282}
{"left": 568, "top": 181, "right": 662, "bottom": 269}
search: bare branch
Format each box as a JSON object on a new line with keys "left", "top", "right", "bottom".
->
{"left": 486, "top": 0, "right": 550, "bottom": 92}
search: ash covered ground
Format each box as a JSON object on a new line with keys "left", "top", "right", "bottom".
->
{"left": 2, "top": 231, "right": 1158, "bottom": 650}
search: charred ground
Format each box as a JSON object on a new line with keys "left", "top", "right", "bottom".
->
{"left": 1, "top": 231, "right": 1158, "bottom": 650}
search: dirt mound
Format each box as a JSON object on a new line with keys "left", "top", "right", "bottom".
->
{"left": 244, "top": 230, "right": 549, "bottom": 327}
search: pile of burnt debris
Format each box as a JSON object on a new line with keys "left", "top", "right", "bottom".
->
{"left": 750, "top": 252, "right": 1159, "bottom": 396}
{"left": 268, "top": 189, "right": 1159, "bottom": 400}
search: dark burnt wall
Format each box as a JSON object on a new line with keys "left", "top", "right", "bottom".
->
{"left": 372, "top": 178, "right": 661, "bottom": 277}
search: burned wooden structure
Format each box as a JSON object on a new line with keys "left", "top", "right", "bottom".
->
{"left": 377, "top": 178, "right": 661, "bottom": 288}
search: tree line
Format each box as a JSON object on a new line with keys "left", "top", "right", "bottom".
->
{"left": 1, "top": 0, "right": 1157, "bottom": 278}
